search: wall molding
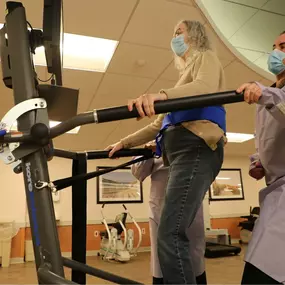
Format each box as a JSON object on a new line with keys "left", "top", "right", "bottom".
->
{"left": 10, "top": 257, "right": 24, "bottom": 264}
{"left": 210, "top": 213, "right": 248, "bottom": 219}
{"left": 24, "top": 218, "right": 150, "bottom": 227}
{"left": 20, "top": 215, "right": 246, "bottom": 231}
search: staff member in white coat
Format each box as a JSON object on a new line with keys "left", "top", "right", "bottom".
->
{"left": 236, "top": 30, "right": 285, "bottom": 284}
{"left": 131, "top": 143, "right": 207, "bottom": 285}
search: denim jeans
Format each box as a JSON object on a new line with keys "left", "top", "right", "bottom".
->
{"left": 157, "top": 125, "right": 224, "bottom": 284}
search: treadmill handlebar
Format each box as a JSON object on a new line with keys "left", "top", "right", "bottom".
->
{"left": 53, "top": 148, "right": 154, "bottom": 160}
{"left": 86, "top": 148, "right": 154, "bottom": 159}
{"left": 0, "top": 90, "right": 244, "bottom": 144}
{"left": 95, "top": 90, "right": 244, "bottom": 124}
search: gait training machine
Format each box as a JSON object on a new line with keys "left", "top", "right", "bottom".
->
{"left": 0, "top": 0, "right": 245, "bottom": 284}
{"left": 98, "top": 204, "right": 142, "bottom": 262}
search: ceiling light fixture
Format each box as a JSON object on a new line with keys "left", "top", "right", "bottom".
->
{"left": 226, "top": 132, "right": 254, "bottom": 143}
{"left": 11, "top": 121, "right": 80, "bottom": 134}
{"left": 0, "top": 23, "right": 118, "bottom": 72}
{"left": 34, "top": 33, "right": 118, "bottom": 72}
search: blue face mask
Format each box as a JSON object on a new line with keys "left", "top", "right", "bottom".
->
{"left": 267, "top": 49, "right": 285, "bottom": 75}
{"left": 171, "top": 35, "right": 189, "bottom": 57}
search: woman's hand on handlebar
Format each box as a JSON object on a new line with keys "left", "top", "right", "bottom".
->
{"left": 127, "top": 92, "right": 167, "bottom": 119}
{"left": 105, "top": 141, "right": 123, "bottom": 158}
{"left": 144, "top": 142, "right": 156, "bottom": 152}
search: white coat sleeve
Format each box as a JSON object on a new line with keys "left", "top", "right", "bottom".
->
{"left": 256, "top": 83, "right": 285, "bottom": 123}
{"left": 131, "top": 156, "right": 154, "bottom": 182}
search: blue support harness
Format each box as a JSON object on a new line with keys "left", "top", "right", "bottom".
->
{"left": 155, "top": 106, "right": 226, "bottom": 156}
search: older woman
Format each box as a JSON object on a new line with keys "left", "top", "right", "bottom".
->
{"left": 106, "top": 20, "right": 226, "bottom": 284}
{"left": 131, "top": 146, "right": 207, "bottom": 285}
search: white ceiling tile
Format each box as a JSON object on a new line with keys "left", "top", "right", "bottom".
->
{"left": 220, "top": 58, "right": 233, "bottom": 68}
{"left": 204, "top": 24, "right": 235, "bottom": 61}
{"left": 262, "top": 0, "right": 285, "bottom": 15}
{"left": 253, "top": 53, "right": 271, "bottom": 73}
{"left": 236, "top": 48, "right": 265, "bottom": 62}
{"left": 259, "top": 78, "right": 275, "bottom": 87}
{"left": 0, "top": 0, "right": 44, "bottom": 28}
{"left": 61, "top": 69, "right": 103, "bottom": 113}
{"left": 222, "top": 0, "right": 268, "bottom": 9}
{"left": 0, "top": 0, "right": 137, "bottom": 40}
{"left": 229, "top": 11, "right": 285, "bottom": 53}
{"left": 63, "top": 0, "right": 138, "bottom": 40}
{"left": 147, "top": 79, "right": 177, "bottom": 93}
{"left": 223, "top": 60, "right": 263, "bottom": 89}
{"left": 224, "top": 140, "right": 256, "bottom": 157}
{"left": 199, "top": 0, "right": 257, "bottom": 39}
{"left": 0, "top": 66, "right": 50, "bottom": 118}
{"left": 53, "top": 122, "right": 120, "bottom": 151}
{"left": 122, "top": 0, "right": 205, "bottom": 48}
{"left": 107, "top": 43, "right": 173, "bottom": 79}
{"left": 225, "top": 101, "right": 256, "bottom": 134}
{"left": 103, "top": 117, "right": 156, "bottom": 148}
{"left": 160, "top": 61, "right": 180, "bottom": 81}
{"left": 90, "top": 74, "right": 153, "bottom": 109}
{"left": 167, "top": 0, "right": 194, "bottom": 5}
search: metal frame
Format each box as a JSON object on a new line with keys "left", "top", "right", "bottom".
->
{"left": 4, "top": 2, "right": 65, "bottom": 281}
{"left": 209, "top": 168, "right": 245, "bottom": 201}
{"left": 0, "top": 2, "right": 244, "bottom": 284}
{"left": 96, "top": 166, "right": 144, "bottom": 204}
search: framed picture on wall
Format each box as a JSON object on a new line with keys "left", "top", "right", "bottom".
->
{"left": 96, "top": 166, "right": 143, "bottom": 204}
{"left": 209, "top": 168, "right": 245, "bottom": 201}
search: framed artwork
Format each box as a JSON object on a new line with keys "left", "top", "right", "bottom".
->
{"left": 209, "top": 168, "right": 245, "bottom": 201}
{"left": 96, "top": 166, "right": 143, "bottom": 204}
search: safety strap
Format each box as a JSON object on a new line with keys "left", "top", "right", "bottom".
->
{"left": 52, "top": 155, "right": 150, "bottom": 191}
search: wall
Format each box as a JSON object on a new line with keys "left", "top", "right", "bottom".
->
{"left": 1, "top": 153, "right": 266, "bottom": 261}
{"left": 48, "top": 157, "right": 151, "bottom": 224}
{"left": 209, "top": 155, "right": 266, "bottom": 218}
{"left": 0, "top": 162, "right": 27, "bottom": 225}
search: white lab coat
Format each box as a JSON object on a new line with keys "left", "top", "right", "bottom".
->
{"left": 245, "top": 83, "right": 285, "bottom": 283}
{"left": 131, "top": 157, "right": 205, "bottom": 278}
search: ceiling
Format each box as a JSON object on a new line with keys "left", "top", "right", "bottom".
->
{"left": 196, "top": 0, "right": 285, "bottom": 80}
{"left": 0, "top": 0, "right": 276, "bottom": 157}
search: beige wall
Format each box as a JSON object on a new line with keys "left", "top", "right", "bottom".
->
{"left": 0, "top": 152, "right": 266, "bottom": 226}
{"left": 210, "top": 155, "right": 266, "bottom": 218}
{"left": 0, "top": 150, "right": 267, "bottom": 259}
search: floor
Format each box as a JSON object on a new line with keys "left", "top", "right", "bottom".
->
{"left": 0, "top": 246, "right": 246, "bottom": 284}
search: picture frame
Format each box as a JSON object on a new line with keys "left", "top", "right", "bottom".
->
{"left": 209, "top": 168, "right": 245, "bottom": 201}
{"left": 96, "top": 166, "right": 143, "bottom": 204}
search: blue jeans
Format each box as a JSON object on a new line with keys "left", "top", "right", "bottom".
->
{"left": 157, "top": 125, "right": 224, "bottom": 284}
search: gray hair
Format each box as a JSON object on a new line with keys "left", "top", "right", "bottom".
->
{"left": 173, "top": 20, "right": 211, "bottom": 71}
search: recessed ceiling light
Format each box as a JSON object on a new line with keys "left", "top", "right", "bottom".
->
{"left": 226, "top": 132, "right": 254, "bottom": 143}
{"left": 34, "top": 32, "right": 118, "bottom": 72}
{"left": 216, "top": 177, "right": 230, "bottom": 180}
{"left": 0, "top": 23, "right": 118, "bottom": 72}
{"left": 11, "top": 121, "right": 80, "bottom": 134}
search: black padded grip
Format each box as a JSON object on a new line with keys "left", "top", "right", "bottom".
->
{"left": 96, "top": 91, "right": 244, "bottom": 123}
{"left": 87, "top": 148, "right": 154, "bottom": 159}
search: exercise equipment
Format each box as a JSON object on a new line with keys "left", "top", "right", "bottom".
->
{"left": 0, "top": 1, "right": 245, "bottom": 283}
{"left": 203, "top": 192, "right": 242, "bottom": 258}
{"left": 238, "top": 206, "right": 260, "bottom": 244}
{"left": 52, "top": 149, "right": 151, "bottom": 284}
{"left": 205, "top": 242, "right": 241, "bottom": 258}
{"left": 98, "top": 204, "right": 142, "bottom": 262}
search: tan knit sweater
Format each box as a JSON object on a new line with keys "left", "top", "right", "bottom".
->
{"left": 120, "top": 49, "right": 227, "bottom": 150}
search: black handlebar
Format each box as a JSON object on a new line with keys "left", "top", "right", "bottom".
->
{"left": 0, "top": 90, "right": 244, "bottom": 144}
{"left": 86, "top": 148, "right": 154, "bottom": 159}
{"left": 96, "top": 90, "right": 244, "bottom": 123}
{"left": 53, "top": 148, "right": 154, "bottom": 160}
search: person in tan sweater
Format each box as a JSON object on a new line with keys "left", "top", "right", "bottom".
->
{"left": 106, "top": 20, "right": 226, "bottom": 284}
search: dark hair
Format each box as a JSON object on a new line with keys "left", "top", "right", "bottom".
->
{"left": 280, "top": 31, "right": 285, "bottom": 35}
